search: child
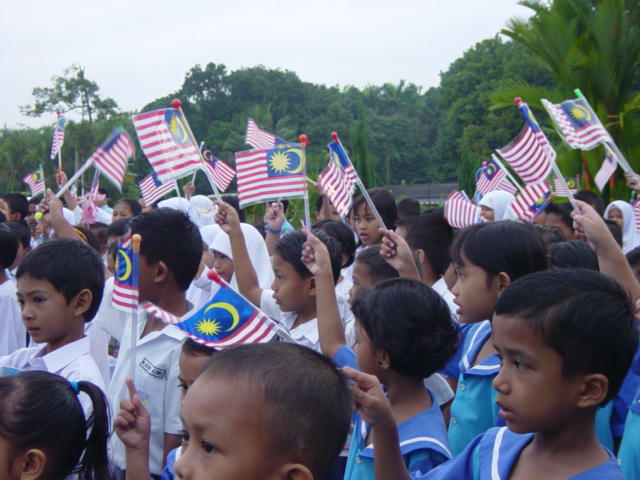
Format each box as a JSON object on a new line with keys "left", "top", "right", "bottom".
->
{"left": 4, "top": 220, "right": 32, "bottom": 272}
{"left": 302, "top": 232, "right": 458, "bottom": 478}
{"left": 175, "top": 342, "right": 352, "bottom": 480}
{"left": 214, "top": 200, "right": 342, "bottom": 351}
{"left": 605, "top": 200, "right": 640, "bottom": 253}
{"left": 0, "top": 238, "right": 105, "bottom": 391}
{"left": 346, "top": 268, "right": 636, "bottom": 479}
{"left": 477, "top": 191, "right": 515, "bottom": 222}
{"left": 104, "top": 208, "right": 202, "bottom": 478}
{"left": 0, "top": 226, "right": 24, "bottom": 356}
{"left": 352, "top": 189, "right": 398, "bottom": 246}
{"left": 112, "top": 198, "right": 142, "bottom": 223}
{"left": 114, "top": 338, "right": 216, "bottom": 480}
{"left": 544, "top": 203, "right": 575, "bottom": 241}
{"left": 446, "top": 221, "right": 547, "bottom": 455}
{"left": 0, "top": 371, "right": 111, "bottom": 480}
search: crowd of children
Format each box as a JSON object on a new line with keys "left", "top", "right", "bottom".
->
{"left": 1, "top": 177, "right": 640, "bottom": 480}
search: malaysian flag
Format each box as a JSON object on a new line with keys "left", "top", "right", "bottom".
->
{"left": 201, "top": 144, "right": 235, "bottom": 191}
{"left": 553, "top": 177, "right": 577, "bottom": 197}
{"left": 319, "top": 153, "right": 355, "bottom": 217}
{"left": 594, "top": 147, "right": 619, "bottom": 191}
{"left": 508, "top": 182, "right": 552, "bottom": 221}
{"left": 112, "top": 233, "right": 139, "bottom": 312}
{"left": 328, "top": 140, "right": 358, "bottom": 185}
{"left": 138, "top": 173, "right": 177, "bottom": 206}
{"left": 235, "top": 144, "right": 307, "bottom": 208}
{"left": 81, "top": 170, "right": 101, "bottom": 224}
{"left": 90, "top": 128, "right": 135, "bottom": 189}
{"left": 444, "top": 191, "right": 480, "bottom": 229}
{"left": 49, "top": 114, "right": 66, "bottom": 159}
{"left": 633, "top": 201, "right": 640, "bottom": 234}
{"left": 132, "top": 108, "right": 202, "bottom": 183}
{"left": 497, "top": 100, "right": 554, "bottom": 185}
{"left": 541, "top": 98, "right": 611, "bottom": 150}
{"left": 244, "top": 118, "right": 288, "bottom": 149}
{"left": 476, "top": 158, "right": 517, "bottom": 195}
{"left": 22, "top": 166, "right": 45, "bottom": 197}
{"left": 170, "top": 270, "right": 276, "bottom": 349}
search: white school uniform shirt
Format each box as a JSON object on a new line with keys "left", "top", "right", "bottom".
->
{"left": 431, "top": 277, "right": 459, "bottom": 323}
{"left": 260, "top": 289, "right": 320, "bottom": 351}
{"left": 94, "top": 277, "right": 128, "bottom": 341}
{"left": 0, "top": 336, "right": 105, "bottom": 391}
{"left": 335, "top": 276, "right": 356, "bottom": 347}
{"left": 107, "top": 310, "right": 186, "bottom": 475}
{"left": 0, "top": 280, "right": 25, "bottom": 356}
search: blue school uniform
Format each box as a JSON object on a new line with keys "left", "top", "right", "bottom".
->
{"left": 420, "top": 427, "right": 624, "bottom": 479}
{"left": 161, "top": 446, "right": 180, "bottom": 480}
{"left": 618, "top": 348, "right": 640, "bottom": 480}
{"left": 447, "top": 320, "right": 505, "bottom": 455}
{"left": 334, "top": 346, "right": 452, "bottom": 480}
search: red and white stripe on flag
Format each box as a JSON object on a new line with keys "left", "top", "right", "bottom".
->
{"left": 139, "top": 174, "right": 177, "bottom": 206}
{"left": 553, "top": 178, "right": 576, "bottom": 197}
{"left": 497, "top": 124, "right": 553, "bottom": 185}
{"left": 319, "top": 157, "right": 355, "bottom": 216}
{"left": 22, "top": 168, "right": 45, "bottom": 197}
{"left": 444, "top": 191, "right": 479, "bottom": 229}
{"left": 112, "top": 234, "right": 139, "bottom": 312}
{"left": 541, "top": 99, "right": 611, "bottom": 150}
{"left": 50, "top": 128, "right": 65, "bottom": 159}
{"left": 203, "top": 158, "right": 235, "bottom": 192}
{"left": 234, "top": 148, "right": 307, "bottom": 208}
{"left": 508, "top": 182, "right": 552, "bottom": 221}
{"left": 132, "top": 109, "right": 201, "bottom": 183}
{"left": 90, "top": 129, "right": 135, "bottom": 189}
{"left": 245, "top": 118, "right": 277, "bottom": 149}
{"left": 633, "top": 201, "right": 640, "bottom": 234}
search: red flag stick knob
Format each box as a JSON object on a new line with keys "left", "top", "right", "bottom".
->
{"left": 171, "top": 99, "right": 182, "bottom": 109}
{"left": 514, "top": 97, "right": 522, "bottom": 106}
{"left": 330, "top": 131, "right": 339, "bottom": 142}
{"left": 482, "top": 161, "right": 488, "bottom": 167}
{"left": 56, "top": 109, "right": 61, "bottom": 115}
{"left": 207, "top": 269, "right": 222, "bottom": 283}
{"left": 299, "top": 134, "right": 308, "bottom": 147}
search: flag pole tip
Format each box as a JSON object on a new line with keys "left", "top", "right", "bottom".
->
{"left": 171, "top": 99, "right": 182, "bottom": 109}
{"left": 34, "top": 211, "right": 43, "bottom": 221}
{"left": 330, "top": 131, "right": 339, "bottom": 141}
{"left": 55, "top": 109, "right": 61, "bottom": 115}
{"left": 482, "top": 161, "right": 488, "bottom": 166}
{"left": 299, "top": 134, "right": 308, "bottom": 146}
{"left": 514, "top": 97, "right": 522, "bottom": 105}
{"left": 132, "top": 234, "right": 142, "bottom": 253}
{"left": 207, "top": 269, "right": 221, "bottom": 282}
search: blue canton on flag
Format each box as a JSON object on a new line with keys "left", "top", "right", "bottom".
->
{"left": 112, "top": 234, "right": 139, "bottom": 312}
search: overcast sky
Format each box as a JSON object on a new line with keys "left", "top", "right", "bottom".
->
{"left": 1, "top": 0, "right": 532, "bottom": 129}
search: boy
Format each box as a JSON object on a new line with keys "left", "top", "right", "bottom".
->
{"left": 345, "top": 268, "right": 636, "bottom": 479}
{"left": 0, "top": 238, "right": 105, "bottom": 391}
{"left": 214, "top": 200, "right": 342, "bottom": 351}
{"left": 175, "top": 342, "right": 352, "bottom": 480}
{"left": 104, "top": 208, "right": 202, "bottom": 478}
{"left": 0, "top": 226, "right": 24, "bottom": 356}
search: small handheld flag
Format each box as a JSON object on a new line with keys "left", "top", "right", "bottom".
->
{"left": 475, "top": 158, "right": 517, "bottom": 196}
{"left": 200, "top": 144, "right": 235, "bottom": 192}
{"left": 594, "top": 147, "right": 619, "bottom": 192}
{"left": 90, "top": 128, "right": 135, "bottom": 189}
{"left": 112, "top": 233, "right": 140, "bottom": 312}
{"left": 245, "top": 118, "right": 290, "bottom": 149}
{"left": 508, "top": 182, "right": 553, "bottom": 221}
{"left": 139, "top": 173, "right": 178, "bottom": 206}
{"left": 553, "top": 177, "right": 577, "bottom": 197}
{"left": 22, "top": 166, "right": 45, "bottom": 197}
{"left": 50, "top": 112, "right": 66, "bottom": 161}
{"left": 319, "top": 148, "right": 356, "bottom": 217}
{"left": 444, "top": 191, "right": 480, "bottom": 229}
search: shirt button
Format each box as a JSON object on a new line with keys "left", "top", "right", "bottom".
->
{"left": 355, "top": 456, "right": 361, "bottom": 464}
{"left": 451, "top": 417, "right": 457, "bottom": 425}
{"left": 460, "top": 383, "right": 466, "bottom": 391}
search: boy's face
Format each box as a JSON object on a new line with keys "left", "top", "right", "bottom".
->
{"left": 175, "top": 375, "right": 285, "bottom": 480}
{"left": 212, "top": 251, "right": 233, "bottom": 284}
{"left": 16, "top": 274, "right": 85, "bottom": 352}
{"left": 354, "top": 203, "right": 381, "bottom": 246}
{"left": 491, "top": 314, "right": 585, "bottom": 434}
{"left": 270, "top": 253, "right": 311, "bottom": 313}
{"left": 178, "top": 351, "right": 210, "bottom": 401}
{"left": 452, "top": 252, "right": 501, "bottom": 324}
{"left": 348, "top": 260, "right": 373, "bottom": 303}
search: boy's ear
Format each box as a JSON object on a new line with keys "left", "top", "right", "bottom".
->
{"left": 17, "top": 448, "right": 46, "bottom": 480}
{"left": 576, "top": 373, "right": 609, "bottom": 408}
{"left": 375, "top": 349, "right": 391, "bottom": 370}
{"left": 306, "top": 276, "right": 316, "bottom": 297}
{"left": 278, "top": 462, "right": 314, "bottom": 480}
{"left": 153, "top": 260, "right": 170, "bottom": 284}
{"left": 71, "top": 288, "right": 93, "bottom": 318}
{"left": 415, "top": 248, "right": 426, "bottom": 266}
{"left": 496, "top": 272, "right": 512, "bottom": 294}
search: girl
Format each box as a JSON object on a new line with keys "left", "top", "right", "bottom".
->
{"left": 477, "top": 191, "right": 515, "bottom": 222}
{"left": 352, "top": 189, "right": 398, "bottom": 247}
{"left": 446, "top": 220, "right": 548, "bottom": 455}
{"left": 112, "top": 198, "right": 142, "bottom": 222}
{"left": 302, "top": 233, "right": 458, "bottom": 478}
{"left": 604, "top": 200, "right": 640, "bottom": 253}
{"left": 0, "top": 371, "right": 110, "bottom": 480}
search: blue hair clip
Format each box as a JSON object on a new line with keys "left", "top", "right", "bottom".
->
{"left": 70, "top": 381, "right": 79, "bottom": 394}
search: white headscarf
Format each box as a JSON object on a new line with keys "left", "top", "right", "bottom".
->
{"left": 190, "top": 195, "right": 215, "bottom": 226}
{"left": 157, "top": 197, "right": 201, "bottom": 227}
{"left": 211, "top": 223, "right": 273, "bottom": 290}
{"left": 199, "top": 224, "right": 222, "bottom": 247}
{"left": 478, "top": 191, "right": 516, "bottom": 221}
{"left": 604, "top": 200, "right": 640, "bottom": 253}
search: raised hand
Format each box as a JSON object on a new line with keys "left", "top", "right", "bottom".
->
{"left": 113, "top": 379, "right": 151, "bottom": 451}
{"left": 214, "top": 200, "right": 241, "bottom": 234}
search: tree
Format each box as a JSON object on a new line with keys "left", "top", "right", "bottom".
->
{"left": 21, "top": 65, "right": 118, "bottom": 124}
{"left": 351, "top": 105, "right": 375, "bottom": 188}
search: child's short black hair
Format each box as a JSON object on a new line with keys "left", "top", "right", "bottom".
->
{"left": 533, "top": 224, "right": 565, "bottom": 245}
{"left": 0, "top": 226, "right": 19, "bottom": 269}
{"left": 106, "top": 218, "right": 132, "bottom": 240}
{"left": 494, "top": 268, "right": 637, "bottom": 404}
{"left": 574, "top": 190, "right": 605, "bottom": 216}
{"left": 451, "top": 221, "right": 548, "bottom": 282}
{"left": 274, "top": 230, "right": 341, "bottom": 284}
{"left": 548, "top": 240, "right": 599, "bottom": 271}
{"left": 73, "top": 225, "right": 100, "bottom": 251}
{"left": 116, "top": 198, "right": 142, "bottom": 217}
{"left": 200, "top": 342, "right": 352, "bottom": 478}
{"left": 16, "top": 238, "right": 105, "bottom": 322}
{"left": 181, "top": 337, "right": 217, "bottom": 357}
{"left": 351, "top": 278, "right": 458, "bottom": 379}
{"left": 401, "top": 212, "right": 454, "bottom": 277}
{"left": 130, "top": 208, "right": 202, "bottom": 291}
{"left": 397, "top": 197, "right": 421, "bottom": 218}
{"left": 604, "top": 220, "right": 623, "bottom": 247}
{"left": 355, "top": 246, "right": 399, "bottom": 284}
{"left": 544, "top": 203, "right": 574, "bottom": 233}
{"left": 4, "top": 221, "right": 30, "bottom": 250}
{"left": 2, "top": 193, "right": 29, "bottom": 221}
{"left": 313, "top": 219, "right": 357, "bottom": 268}
{"left": 88, "top": 222, "right": 109, "bottom": 252}
{"left": 352, "top": 188, "right": 398, "bottom": 230}
{"left": 626, "top": 246, "right": 640, "bottom": 268}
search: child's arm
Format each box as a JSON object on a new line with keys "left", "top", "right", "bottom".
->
{"left": 342, "top": 367, "right": 410, "bottom": 480}
{"left": 113, "top": 379, "right": 151, "bottom": 480}
{"left": 45, "top": 189, "right": 84, "bottom": 242}
{"left": 301, "top": 231, "right": 346, "bottom": 357}
{"left": 572, "top": 199, "right": 640, "bottom": 302}
{"left": 265, "top": 202, "right": 285, "bottom": 256}
{"left": 214, "top": 201, "right": 263, "bottom": 306}
{"left": 379, "top": 228, "right": 422, "bottom": 281}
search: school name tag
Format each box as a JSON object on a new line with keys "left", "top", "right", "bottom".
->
{"left": 139, "top": 357, "right": 166, "bottom": 379}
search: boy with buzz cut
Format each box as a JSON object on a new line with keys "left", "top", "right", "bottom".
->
{"left": 175, "top": 341, "right": 353, "bottom": 480}
{"left": 343, "top": 268, "right": 637, "bottom": 479}
{"left": 105, "top": 208, "right": 203, "bottom": 478}
{"left": 0, "top": 238, "right": 105, "bottom": 391}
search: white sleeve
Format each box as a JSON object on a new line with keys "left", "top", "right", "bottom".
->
{"left": 163, "top": 348, "right": 183, "bottom": 435}
{"left": 0, "top": 294, "right": 25, "bottom": 356}
{"left": 93, "top": 278, "right": 128, "bottom": 341}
